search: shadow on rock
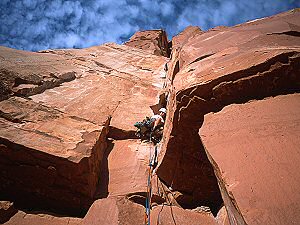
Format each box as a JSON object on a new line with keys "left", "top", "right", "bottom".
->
{"left": 94, "top": 139, "right": 114, "bottom": 199}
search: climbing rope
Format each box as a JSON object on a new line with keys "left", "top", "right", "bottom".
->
{"left": 144, "top": 133, "right": 176, "bottom": 225}
{"left": 144, "top": 133, "right": 158, "bottom": 225}
{"left": 156, "top": 178, "right": 177, "bottom": 225}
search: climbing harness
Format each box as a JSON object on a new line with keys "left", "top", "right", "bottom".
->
{"left": 134, "top": 118, "right": 163, "bottom": 144}
{"left": 134, "top": 117, "right": 154, "bottom": 140}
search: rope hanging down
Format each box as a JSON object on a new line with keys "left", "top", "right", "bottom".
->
{"left": 145, "top": 133, "right": 158, "bottom": 225}
{"left": 156, "top": 178, "right": 177, "bottom": 225}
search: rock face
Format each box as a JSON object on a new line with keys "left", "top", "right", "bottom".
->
{"left": 0, "top": 34, "right": 167, "bottom": 217}
{"left": 170, "top": 26, "right": 203, "bottom": 50}
{"left": 96, "top": 139, "right": 151, "bottom": 198}
{"left": 0, "top": 46, "right": 78, "bottom": 101}
{"left": 200, "top": 94, "right": 300, "bottom": 225}
{"left": 150, "top": 205, "right": 217, "bottom": 225}
{"left": 4, "top": 210, "right": 81, "bottom": 225}
{"left": 125, "top": 29, "right": 170, "bottom": 57}
{"left": 156, "top": 7, "right": 300, "bottom": 223}
{"left": 81, "top": 197, "right": 145, "bottom": 225}
{"left": 0, "top": 96, "right": 108, "bottom": 215}
{"left": 1, "top": 8, "right": 300, "bottom": 225}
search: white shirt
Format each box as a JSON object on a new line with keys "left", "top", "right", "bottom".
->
{"left": 151, "top": 114, "right": 165, "bottom": 124}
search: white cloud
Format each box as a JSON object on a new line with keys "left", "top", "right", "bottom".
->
{"left": 0, "top": 0, "right": 298, "bottom": 51}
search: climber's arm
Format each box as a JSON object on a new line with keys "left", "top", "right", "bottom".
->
{"left": 152, "top": 117, "right": 162, "bottom": 131}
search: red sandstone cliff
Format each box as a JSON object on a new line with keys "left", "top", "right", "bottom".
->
{"left": 157, "top": 8, "right": 300, "bottom": 225}
{"left": 0, "top": 8, "right": 300, "bottom": 225}
{"left": 125, "top": 29, "right": 170, "bottom": 57}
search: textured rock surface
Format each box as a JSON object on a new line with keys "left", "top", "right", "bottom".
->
{"left": 216, "top": 206, "right": 230, "bottom": 225}
{"left": 200, "top": 94, "right": 300, "bottom": 225}
{"left": 156, "top": 8, "right": 300, "bottom": 214}
{"left": 0, "top": 97, "right": 107, "bottom": 212}
{"left": 4, "top": 210, "right": 81, "bottom": 225}
{"left": 96, "top": 139, "right": 151, "bottom": 198}
{"left": 31, "top": 43, "right": 167, "bottom": 136}
{"left": 0, "top": 46, "right": 79, "bottom": 101}
{"left": 81, "top": 197, "right": 145, "bottom": 225}
{"left": 125, "top": 30, "right": 170, "bottom": 57}
{"left": 0, "top": 97, "right": 107, "bottom": 215}
{"left": 0, "top": 40, "right": 167, "bottom": 216}
{"left": 170, "top": 26, "right": 203, "bottom": 50}
{"left": 151, "top": 205, "right": 217, "bottom": 225}
{"left": 1, "top": 7, "right": 300, "bottom": 225}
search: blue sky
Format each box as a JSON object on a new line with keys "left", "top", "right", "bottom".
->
{"left": 0, "top": 0, "right": 299, "bottom": 51}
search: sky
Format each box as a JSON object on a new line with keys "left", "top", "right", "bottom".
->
{"left": 0, "top": 0, "right": 299, "bottom": 51}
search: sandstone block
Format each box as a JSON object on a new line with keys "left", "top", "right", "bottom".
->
{"left": 81, "top": 197, "right": 144, "bottom": 225}
{"left": 125, "top": 30, "right": 169, "bottom": 57}
{"left": 200, "top": 94, "right": 300, "bottom": 224}
{"left": 4, "top": 210, "right": 81, "bottom": 225}
{"left": 0, "top": 97, "right": 108, "bottom": 215}
{"left": 151, "top": 204, "right": 217, "bottom": 225}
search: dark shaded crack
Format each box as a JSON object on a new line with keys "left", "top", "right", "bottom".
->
{"left": 188, "top": 53, "right": 215, "bottom": 65}
{"left": 107, "top": 126, "right": 138, "bottom": 140}
{"left": 136, "top": 65, "right": 153, "bottom": 72}
{"left": 29, "top": 129, "right": 64, "bottom": 142}
{"left": 93, "top": 60, "right": 113, "bottom": 70}
{"left": 127, "top": 193, "right": 147, "bottom": 206}
{"left": 13, "top": 77, "right": 41, "bottom": 87}
{"left": 267, "top": 31, "right": 300, "bottom": 37}
{"left": 171, "top": 60, "right": 180, "bottom": 82}
{"left": 0, "top": 111, "right": 25, "bottom": 123}
{"left": 68, "top": 115, "right": 100, "bottom": 126}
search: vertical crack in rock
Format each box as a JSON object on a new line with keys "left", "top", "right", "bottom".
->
{"left": 171, "top": 60, "right": 180, "bottom": 83}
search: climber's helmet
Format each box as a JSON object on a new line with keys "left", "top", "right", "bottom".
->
{"left": 159, "top": 108, "right": 167, "bottom": 114}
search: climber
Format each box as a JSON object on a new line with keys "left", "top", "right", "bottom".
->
{"left": 134, "top": 108, "right": 167, "bottom": 143}
{"left": 151, "top": 107, "right": 166, "bottom": 131}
